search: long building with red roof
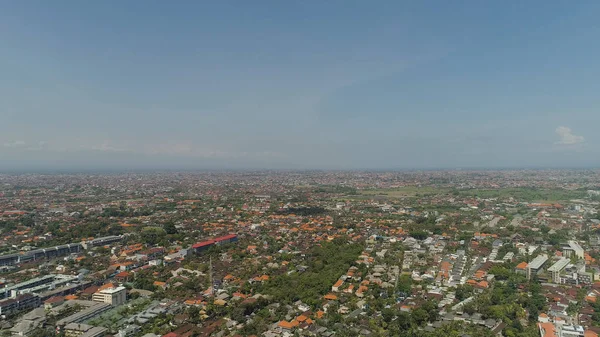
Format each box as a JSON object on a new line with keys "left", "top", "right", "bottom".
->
{"left": 192, "top": 234, "right": 238, "bottom": 253}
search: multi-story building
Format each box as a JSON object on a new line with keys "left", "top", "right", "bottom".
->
{"left": 563, "top": 241, "right": 584, "bottom": 259}
{"left": 192, "top": 234, "right": 238, "bottom": 254}
{"left": 0, "top": 275, "right": 54, "bottom": 299}
{"left": 527, "top": 255, "right": 548, "bottom": 280}
{"left": 0, "top": 293, "right": 41, "bottom": 317}
{"left": 0, "top": 274, "right": 79, "bottom": 299}
{"left": 214, "top": 234, "right": 238, "bottom": 245}
{"left": 548, "top": 258, "right": 570, "bottom": 284}
{"left": 0, "top": 243, "right": 82, "bottom": 267}
{"left": 577, "top": 271, "right": 593, "bottom": 284}
{"left": 0, "top": 253, "right": 20, "bottom": 267}
{"left": 92, "top": 286, "right": 126, "bottom": 306}
{"left": 81, "top": 235, "right": 122, "bottom": 249}
{"left": 559, "top": 324, "right": 585, "bottom": 337}
{"left": 56, "top": 302, "right": 112, "bottom": 328}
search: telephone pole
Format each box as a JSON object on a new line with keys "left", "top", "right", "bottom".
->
{"left": 209, "top": 256, "right": 214, "bottom": 297}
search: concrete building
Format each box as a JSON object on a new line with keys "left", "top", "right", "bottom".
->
{"left": 0, "top": 253, "right": 20, "bottom": 267}
{"left": 192, "top": 234, "right": 238, "bottom": 254}
{"left": 0, "top": 293, "right": 41, "bottom": 317}
{"left": 56, "top": 303, "right": 112, "bottom": 328}
{"left": 64, "top": 323, "right": 107, "bottom": 337}
{"left": 563, "top": 241, "right": 584, "bottom": 259}
{"left": 0, "top": 275, "right": 54, "bottom": 299}
{"left": 0, "top": 243, "right": 82, "bottom": 267}
{"left": 548, "top": 258, "right": 570, "bottom": 284}
{"left": 38, "top": 280, "right": 93, "bottom": 302}
{"left": 577, "top": 271, "right": 593, "bottom": 284}
{"left": 9, "top": 307, "right": 46, "bottom": 336}
{"left": 0, "top": 274, "right": 79, "bottom": 299}
{"left": 559, "top": 324, "right": 585, "bottom": 337}
{"left": 527, "top": 255, "right": 548, "bottom": 280}
{"left": 92, "top": 286, "right": 126, "bottom": 306}
{"left": 81, "top": 235, "right": 122, "bottom": 249}
{"left": 502, "top": 252, "right": 515, "bottom": 262}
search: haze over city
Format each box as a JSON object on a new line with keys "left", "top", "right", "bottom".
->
{"left": 6, "top": 3, "right": 600, "bottom": 336}
{"left": 2, "top": 1, "right": 600, "bottom": 170}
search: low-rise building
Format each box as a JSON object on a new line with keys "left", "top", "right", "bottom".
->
{"left": 64, "top": 323, "right": 107, "bottom": 337}
{"left": 56, "top": 302, "right": 112, "bottom": 328}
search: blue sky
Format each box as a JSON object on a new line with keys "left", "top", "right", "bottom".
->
{"left": 1, "top": 1, "right": 599, "bottom": 170}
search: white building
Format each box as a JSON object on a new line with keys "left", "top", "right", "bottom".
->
{"left": 527, "top": 255, "right": 548, "bottom": 280}
{"left": 563, "top": 241, "right": 584, "bottom": 259}
{"left": 92, "top": 286, "right": 126, "bottom": 306}
{"left": 559, "top": 324, "right": 585, "bottom": 337}
{"left": 548, "top": 258, "right": 570, "bottom": 284}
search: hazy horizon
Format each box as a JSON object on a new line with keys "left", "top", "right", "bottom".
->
{"left": 2, "top": 1, "right": 600, "bottom": 170}
{"left": 2, "top": 166, "right": 600, "bottom": 175}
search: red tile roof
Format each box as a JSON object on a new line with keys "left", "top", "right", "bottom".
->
{"left": 192, "top": 240, "right": 215, "bottom": 249}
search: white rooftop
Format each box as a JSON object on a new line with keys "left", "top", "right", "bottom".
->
{"left": 548, "top": 258, "right": 570, "bottom": 272}
{"left": 98, "top": 286, "right": 126, "bottom": 294}
{"left": 528, "top": 255, "right": 548, "bottom": 269}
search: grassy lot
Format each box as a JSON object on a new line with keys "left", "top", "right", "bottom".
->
{"left": 359, "top": 186, "right": 450, "bottom": 197}
{"left": 357, "top": 186, "right": 585, "bottom": 202}
{"left": 456, "top": 188, "right": 585, "bottom": 202}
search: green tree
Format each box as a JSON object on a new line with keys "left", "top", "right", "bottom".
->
{"left": 412, "top": 308, "right": 429, "bottom": 326}
{"left": 163, "top": 221, "right": 178, "bottom": 235}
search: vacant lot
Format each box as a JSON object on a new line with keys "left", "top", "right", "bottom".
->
{"left": 456, "top": 188, "right": 585, "bottom": 202}
{"left": 359, "top": 186, "right": 450, "bottom": 198}
{"left": 357, "top": 186, "right": 585, "bottom": 202}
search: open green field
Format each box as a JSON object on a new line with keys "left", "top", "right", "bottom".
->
{"left": 359, "top": 186, "right": 450, "bottom": 197}
{"left": 357, "top": 186, "right": 586, "bottom": 202}
{"left": 456, "top": 188, "right": 585, "bottom": 202}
